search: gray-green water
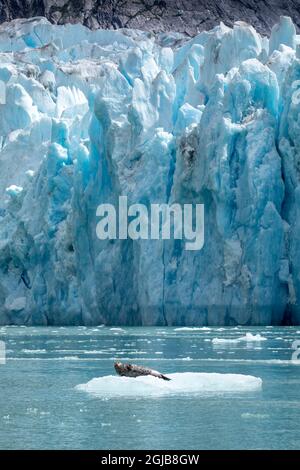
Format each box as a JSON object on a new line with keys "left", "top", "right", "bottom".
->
{"left": 0, "top": 326, "right": 299, "bottom": 449}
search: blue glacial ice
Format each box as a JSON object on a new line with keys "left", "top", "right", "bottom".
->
{"left": 0, "top": 16, "right": 299, "bottom": 326}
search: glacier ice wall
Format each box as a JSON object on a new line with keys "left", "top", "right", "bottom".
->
{"left": 0, "top": 16, "right": 299, "bottom": 325}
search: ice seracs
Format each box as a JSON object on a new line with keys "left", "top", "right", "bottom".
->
{"left": 0, "top": 17, "right": 299, "bottom": 325}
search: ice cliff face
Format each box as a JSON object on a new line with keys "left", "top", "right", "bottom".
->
{"left": 0, "top": 16, "right": 299, "bottom": 325}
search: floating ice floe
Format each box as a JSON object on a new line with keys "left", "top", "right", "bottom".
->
{"left": 22, "top": 349, "right": 46, "bottom": 353}
{"left": 241, "top": 413, "right": 269, "bottom": 419}
{"left": 76, "top": 372, "right": 262, "bottom": 397}
{"left": 212, "top": 333, "right": 267, "bottom": 344}
{"left": 174, "top": 327, "right": 211, "bottom": 331}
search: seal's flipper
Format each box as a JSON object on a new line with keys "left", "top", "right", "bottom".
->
{"left": 160, "top": 374, "right": 171, "bottom": 381}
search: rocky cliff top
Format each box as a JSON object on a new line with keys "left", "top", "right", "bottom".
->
{"left": 0, "top": 0, "right": 299, "bottom": 36}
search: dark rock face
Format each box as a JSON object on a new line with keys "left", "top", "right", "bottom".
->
{"left": 0, "top": 0, "right": 299, "bottom": 36}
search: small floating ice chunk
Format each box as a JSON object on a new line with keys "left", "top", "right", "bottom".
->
{"left": 212, "top": 333, "right": 267, "bottom": 344}
{"left": 26, "top": 408, "right": 38, "bottom": 414}
{"left": 60, "top": 356, "right": 80, "bottom": 360}
{"left": 22, "top": 349, "right": 46, "bottom": 353}
{"left": 76, "top": 372, "right": 262, "bottom": 398}
{"left": 174, "top": 327, "right": 211, "bottom": 331}
{"left": 241, "top": 413, "right": 269, "bottom": 419}
{"left": 110, "top": 328, "right": 125, "bottom": 332}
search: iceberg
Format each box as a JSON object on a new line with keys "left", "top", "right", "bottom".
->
{"left": 0, "top": 16, "right": 299, "bottom": 325}
{"left": 76, "top": 372, "right": 263, "bottom": 397}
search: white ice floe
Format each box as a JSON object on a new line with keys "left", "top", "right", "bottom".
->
{"left": 212, "top": 333, "right": 267, "bottom": 344}
{"left": 174, "top": 327, "right": 211, "bottom": 331}
{"left": 241, "top": 413, "right": 269, "bottom": 419}
{"left": 22, "top": 349, "right": 46, "bottom": 353}
{"left": 75, "top": 372, "right": 262, "bottom": 398}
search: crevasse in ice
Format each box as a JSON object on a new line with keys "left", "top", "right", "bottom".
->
{"left": 0, "top": 16, "right": 299, "bottom": 325}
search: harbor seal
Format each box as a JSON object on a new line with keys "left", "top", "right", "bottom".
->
{"left": 114, "top": 361, "right": 171, "bottom": 381}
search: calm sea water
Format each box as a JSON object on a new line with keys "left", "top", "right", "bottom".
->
{"left": 0, "top": 325, "right": 299, "bottom": 450}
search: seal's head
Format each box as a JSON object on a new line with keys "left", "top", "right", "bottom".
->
{"left": 114, "top": 361, "right": 123, "bottom": 375}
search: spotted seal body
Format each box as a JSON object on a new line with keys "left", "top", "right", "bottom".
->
{"left": 114, "top": 361, "right": 171, "bottom": 381}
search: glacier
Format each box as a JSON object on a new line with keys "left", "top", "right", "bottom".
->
{"left": 0, "top": 16, "right": 299, "bottom": 326}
